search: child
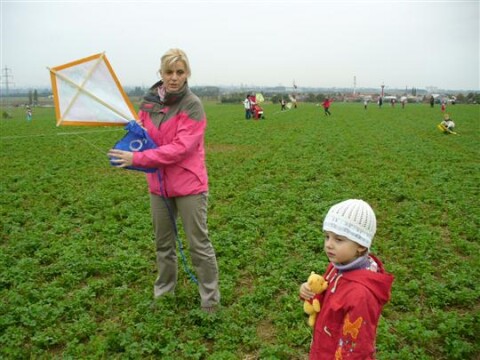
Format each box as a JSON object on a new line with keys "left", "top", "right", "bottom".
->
{"left": 440, "top": 114, "right": 455, "bottom": 133}
{"left": 26, "top": 107, "right": 32, "bottom": 121}
{"left": 299, "top": 199, "right": 394, "bottom": 359}
{"left": 322, "top": 98, "right": 332, "bottom": 116}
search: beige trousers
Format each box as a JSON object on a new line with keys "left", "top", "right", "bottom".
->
{"left": 150, "top": 192, "right": 220, "bottom": 307}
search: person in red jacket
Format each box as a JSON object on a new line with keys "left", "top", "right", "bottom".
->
{"left": 322, "top": 97, "right": 332, "bottom": 116}
{"left": 108, "top": 49, "right": 220, "bottom": 313}
{"left": 300, "top": 199, "right": 394, "bottom": 359}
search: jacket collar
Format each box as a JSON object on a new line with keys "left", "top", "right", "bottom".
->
{"left": 145, "top": 80, "right": 189, "bottom": 105}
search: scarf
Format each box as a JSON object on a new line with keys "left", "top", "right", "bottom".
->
{"left": 144, "top": 80, "right": 188, "bottom": 106}
{"left": 333, "top": 254, "right": 378, "bottom": 273}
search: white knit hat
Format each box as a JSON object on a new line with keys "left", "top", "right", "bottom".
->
{"left": 323, "top": 199, "right": 377, "bottom": 249}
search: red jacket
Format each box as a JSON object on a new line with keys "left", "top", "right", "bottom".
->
{"left": 309, "top": 255, "right": 394, "bottom": 359}
{"left": 322, "top": 99, "right": 332, "bottom": 108}
{"left": 132, "top": 82, "right": 208, "bottom": 197}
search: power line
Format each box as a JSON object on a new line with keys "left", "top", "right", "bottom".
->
{"left": 1, "top": 66, "right": 15, "bottom": 108}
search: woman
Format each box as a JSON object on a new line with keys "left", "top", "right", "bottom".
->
{"left": 108, "top": 49, "right": 220, "bottom": 313}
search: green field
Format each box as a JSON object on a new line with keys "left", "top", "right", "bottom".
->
{"left": 1, "top": 102, "right": 479, "bottom": 359}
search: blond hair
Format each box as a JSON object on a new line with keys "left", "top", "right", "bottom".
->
{"left": 160, "top": 48, "right": 191, "bottom": 77}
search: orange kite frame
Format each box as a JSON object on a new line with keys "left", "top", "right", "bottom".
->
{"left": 49, "top": 52, "right": 138, "bottom": 126}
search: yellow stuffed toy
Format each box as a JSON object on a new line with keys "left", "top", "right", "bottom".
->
{"left": 303, "top": 271, "right": 329, "bottom": 327}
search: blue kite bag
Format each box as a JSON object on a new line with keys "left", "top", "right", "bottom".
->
{"left": 110, "top": 121, "right": 157, "bottom": 173}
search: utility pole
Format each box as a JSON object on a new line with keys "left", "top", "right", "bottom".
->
{"left": 1, "top": 66, "right": 15, "bottom": 109}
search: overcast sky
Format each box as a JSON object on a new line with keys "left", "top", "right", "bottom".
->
{"left": 1, "top": 0, "right": 479, "bottom": 91}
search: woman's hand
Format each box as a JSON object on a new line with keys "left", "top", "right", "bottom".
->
{"left": 135, "top": 119, "right": 145, "bottom": 128}
{"left": 108, "top": 149, "right": 134, "bottom": 168}
{"left": 300, "top": 282, "right": 314, "bottom": 300}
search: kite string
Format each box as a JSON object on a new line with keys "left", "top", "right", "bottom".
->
{"left": 61, "top": 129, "right": 197, "bottom": 284}
{"left": 156, "top": 171, "right": 199, "bottom": 286}
{"left": 75, "top": 134, "right": 109, "bottom": 155}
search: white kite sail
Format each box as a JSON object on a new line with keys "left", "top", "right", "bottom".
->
{"left": 48, "top": 53, "right": 138, "bottom": 126}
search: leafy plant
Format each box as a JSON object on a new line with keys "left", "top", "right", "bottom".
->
{"left": 0, "top": 102, "right": 479, "bottom": 359}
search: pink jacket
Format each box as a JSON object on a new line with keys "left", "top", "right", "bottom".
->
{"left": 310, "top": 255, "right": 394, "bottom": 359}
{"left": 132, "top": 82, "right": 208, "bottom": 197}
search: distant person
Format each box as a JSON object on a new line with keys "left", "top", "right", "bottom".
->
{"left": 244, "top": 94, "right": 252, "bottom": 119}
{"left": 251, "top": 95, "right": 265, "bottom": 119}
{"left": 441, "top": 101, "right": 446, "bottom": 113}
{"left": 280, "top": 98, "right": 286, "bottom": 111}
{"left": 378, "top": 96, "right": 383, "bottom": 108}
{"left": 249, "top": 95, "right": 257, "bottom": 109}
{"left": 249, "top": 95, "right": 264, "bottom": 119}
{"left": 364, "top": 99, "right": 368, "bottom": 110}
{"left": 322, "top": 97, "right": 332, "bottom": 116}
{"left": 390, "top": 98, "right": 396, "bottom": 107}
{"left": 401, "top": 98, "right": 406, "bottom": 109}
{"left": 430, "top": 95, "right": 435, "bottom": 108}
{"left": 440, "top": 113, "right": 456, "bottom": 133}
{"left": 299, "top": 199, "right": 394, "bottom": 359}
{"left": 291, "top": 95, "right": 298, "bottom": 109}
{"left": 26, "top": 107, "right": 32, "bottom": 121}
{"left": 108, "top": 48, "right": 220, "bottom": 313}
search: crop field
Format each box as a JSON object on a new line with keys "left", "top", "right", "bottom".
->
{"left": 1, "top": 101, "right": 479, "bottom": 359}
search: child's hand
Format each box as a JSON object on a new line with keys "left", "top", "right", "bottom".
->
{"left": 300, "top": 282, "right": 315, "bottom": 300}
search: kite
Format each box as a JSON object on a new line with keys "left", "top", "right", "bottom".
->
{"left": 48, "top": 52, "right": 137, "bottom": 126}
{"left": 48, "top": 53, "right": 157, "bottom": 172}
